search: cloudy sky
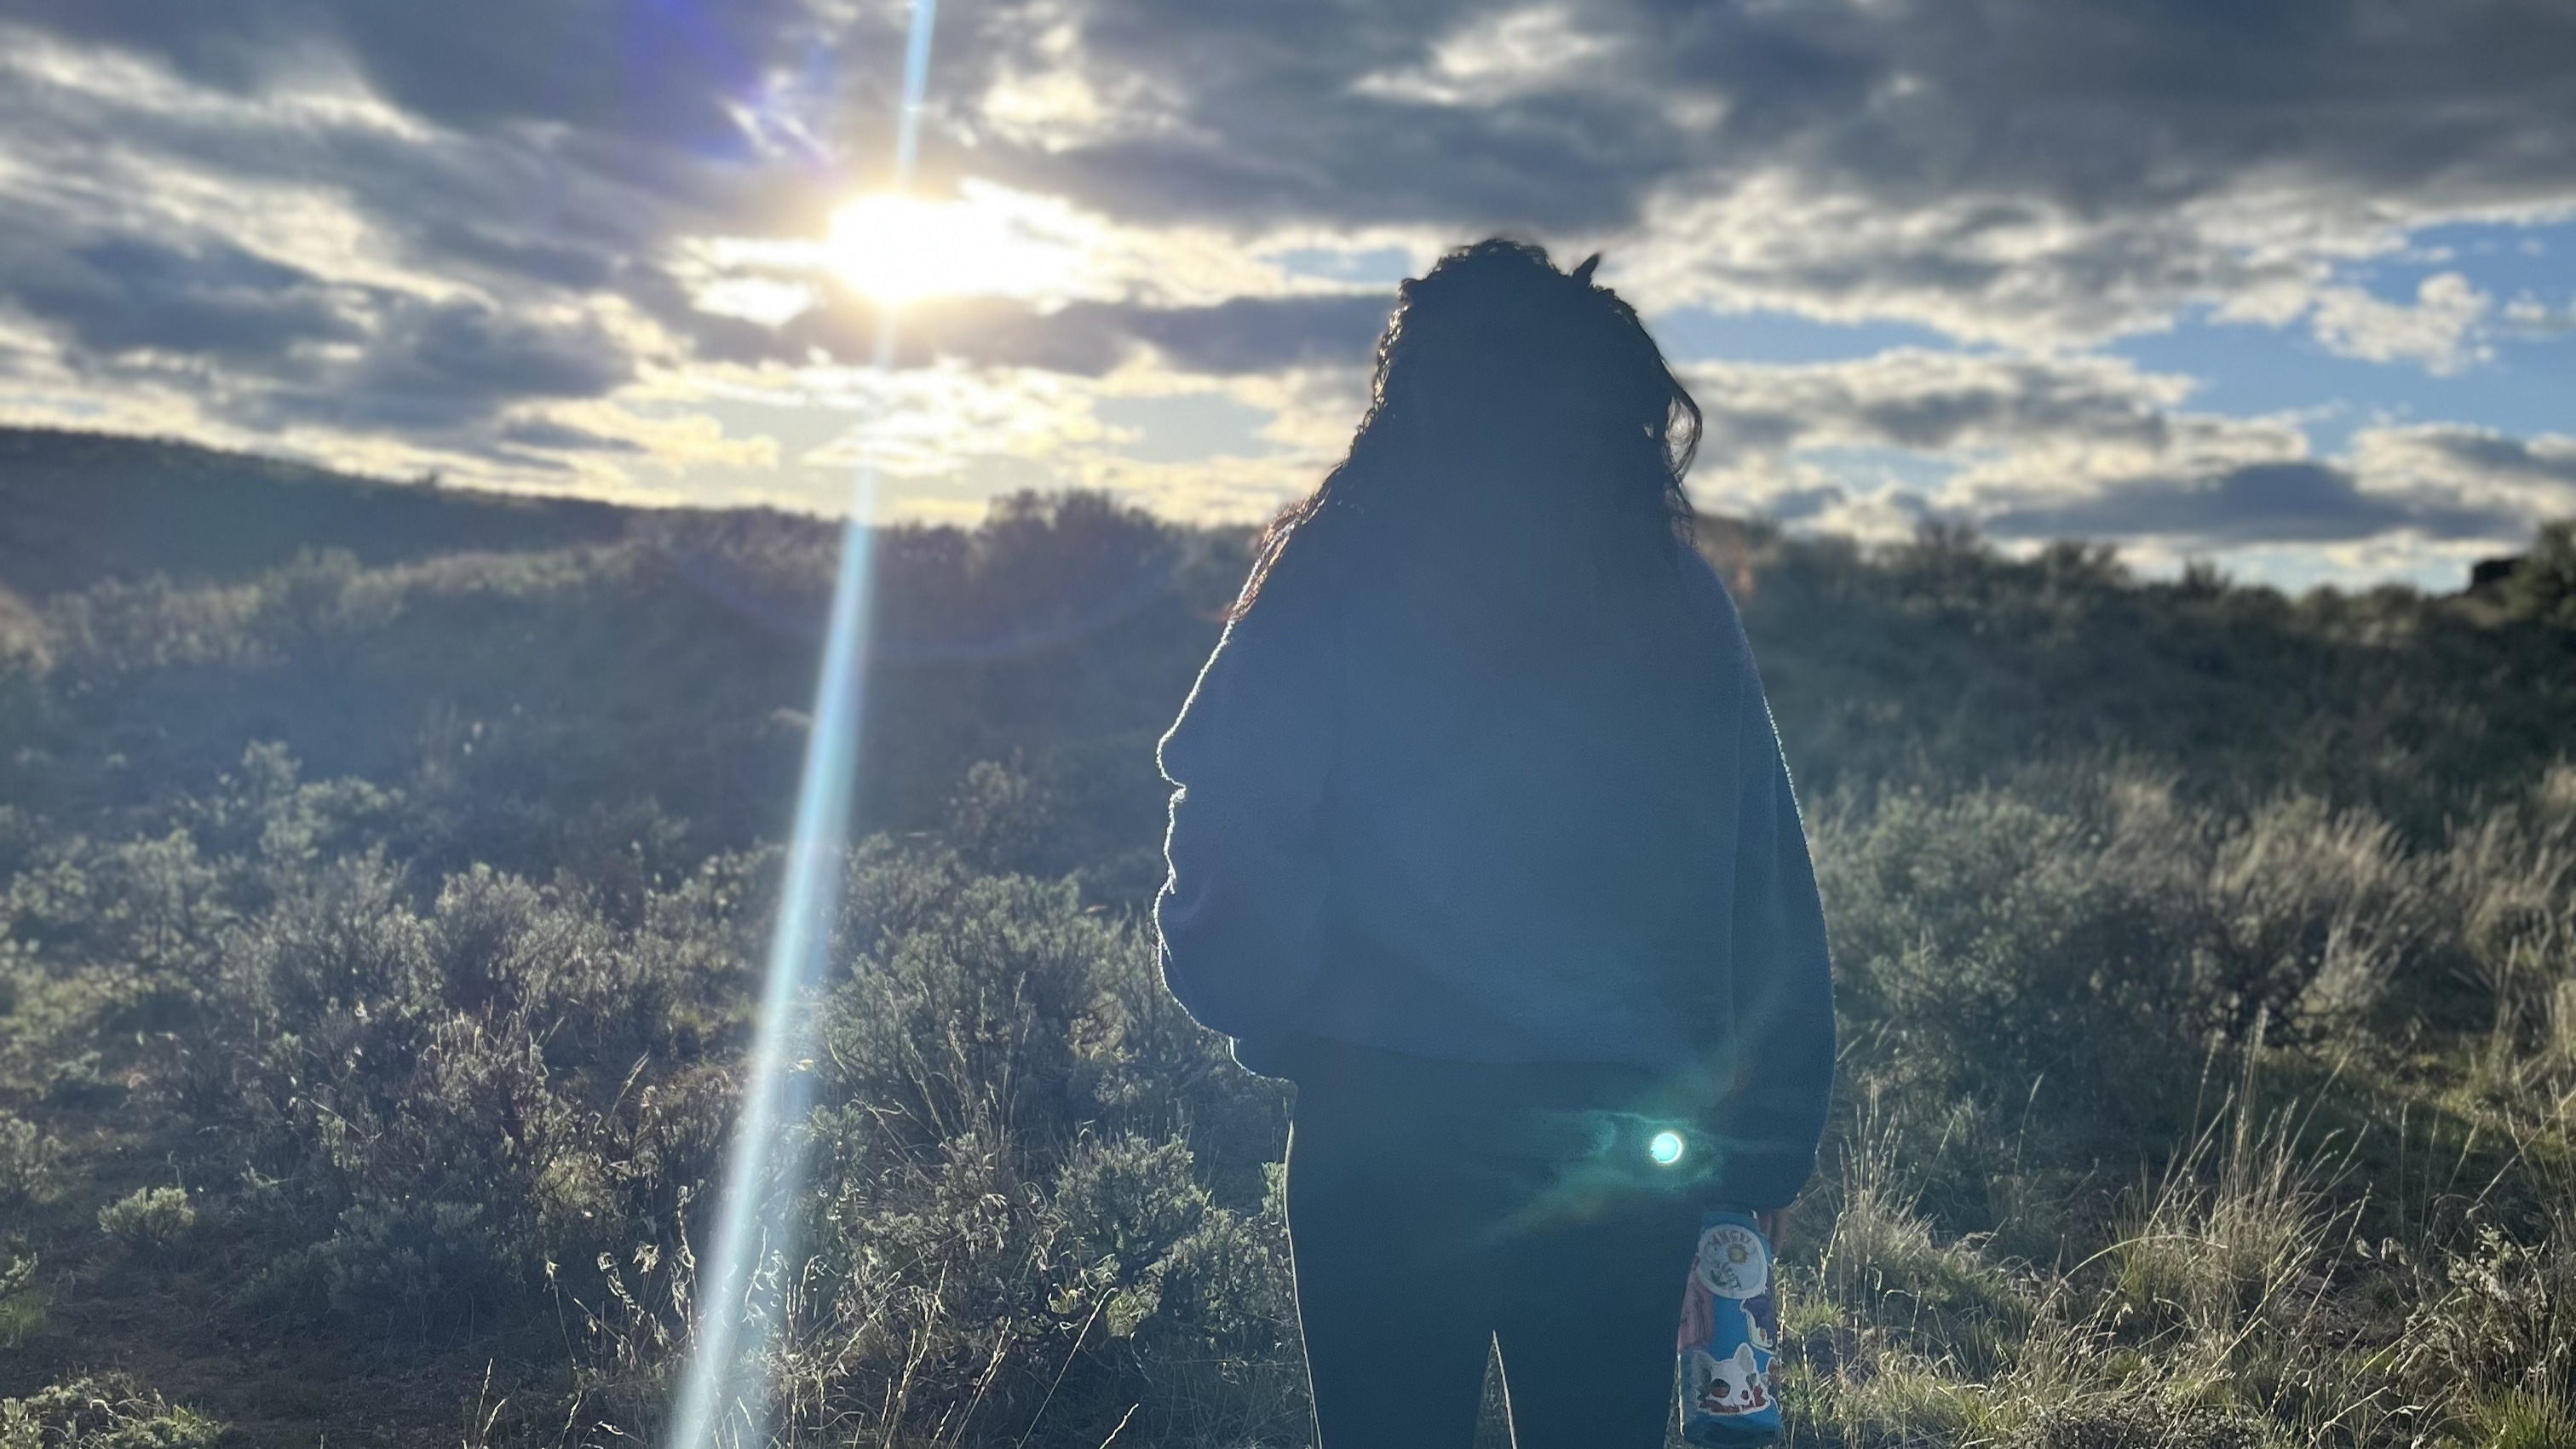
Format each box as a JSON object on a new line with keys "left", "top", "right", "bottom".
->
{"left": 3, "top": 0, "right": 2573, "bottom": 587}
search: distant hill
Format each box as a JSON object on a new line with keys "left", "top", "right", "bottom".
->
{"left": 0, "top": 427, "right": 638, "bottom": 598}
{"left": 5, "top": 423, "right": 2567, "bottom": 860}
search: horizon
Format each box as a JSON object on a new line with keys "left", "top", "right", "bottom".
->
{"left": 0, "top": 420, "right": 2544, "bottom": 602}
{"left": 3, "top": 4, "right": 2574, "bottom": 593}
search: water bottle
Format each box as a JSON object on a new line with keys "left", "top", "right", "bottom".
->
{"left": 1676, "top": 1206, "right": 1781, "bottom": 1446}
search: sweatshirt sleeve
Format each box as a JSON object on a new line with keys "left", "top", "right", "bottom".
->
{"left": 1709, "top": 687, "right": 1837, "bottom": 1209}
{"left": 1153, "top": 588, "right": 1337, "bottom": 1044}
{"left": 1687, "top": 558, "right": 1837, "bottom": 1211}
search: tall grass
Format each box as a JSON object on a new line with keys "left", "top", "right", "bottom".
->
{"left": 1776, "top": 761, "right": 2576, "bottom": 1449}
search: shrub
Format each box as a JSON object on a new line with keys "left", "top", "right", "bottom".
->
{"left": 0, "top": 1374, "right": 223, "bottom": 1449}
{"left": 1814, "top": 779, "right": 2202, "bottom": 1125}
{"left": 2194, "top": 794, "right": 2431, "bottom": 1039}
{"left": 2434, "top": 796, "right": 2576, "bottom": 1055}
{"left": 760, "top": 842, "right": 1297, "bottom": 1446}
{"left": 0, "top": 1244, "right": 43, "bottom": 1349}
{"left": 2501, "top": 520, "right": 2576, "bottom": 627}
{"left": 0, "top": 1113, "right": 61, "bottom": 1209}
{"left": 2406, "top": 1216, "right": 2576, "bottom": 1434}
{"left": 96, "top": 1187, "right": 196, "bottom": 1257}
{"left": 189, "top": 848, "right": 758, "bottom": 1339}
{"left": 1819, "top": 771, "right": 2454, "bottom": 1180}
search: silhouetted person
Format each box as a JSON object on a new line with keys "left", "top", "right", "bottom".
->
{"left": 1155, "top": 239, "right": 1834, "bottom": 1448}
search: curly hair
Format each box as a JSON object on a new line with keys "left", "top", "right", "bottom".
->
{"left": 1231, "top": 238, "right": 1702, "bottom": 621}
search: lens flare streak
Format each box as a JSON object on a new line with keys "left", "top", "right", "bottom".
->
{"left": 664, "top": 3, "right": 940, "bottom": 1446}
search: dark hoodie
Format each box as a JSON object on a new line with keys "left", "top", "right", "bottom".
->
{"left": 1153, "top": 534, "right": 1835, "bottom": 1210}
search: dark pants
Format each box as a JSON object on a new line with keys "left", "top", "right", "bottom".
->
{"left": 1281, "top": 1038, "right": 1708, "bottom": 1449}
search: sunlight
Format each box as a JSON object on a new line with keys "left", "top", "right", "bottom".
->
{"left": 825, "top": 188, "right": 1087, "bottom": 307}
{"left": 665, "top": 3, "right": 940, "bottom": 1447}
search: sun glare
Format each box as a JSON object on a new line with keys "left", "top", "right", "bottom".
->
{"left": 825, "top": 189, "right": 1084, "bottom": 307}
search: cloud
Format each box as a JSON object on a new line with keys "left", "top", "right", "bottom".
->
{"left": 3, "top": 0, "right": 2576, "bottom": 578}
{"left": 701, "top": 286, "right": 1394, "bottom": 379}
{"left": 9, "top": 237, "right": 363, "bottom": 366}
{"left": 1688, "top": 351, "right": 2196, "bottom": 458}
{"left": 2503, "top": 290, "right": 2576, "bottom": 337}
{"left": 0, "top": 187, "right": 637, "bottom": 439}
{"left": 2307, "top": 273, "right": 2493, "bottom": 373}
{"left": 2348, "top": 424, "right": 2576, "bottom": 520}
{"left": 259, "top": 300, "right": 635, "bottom": 431}
{"left": 1075, "top": 294, "right": 1393, "bottom": 375}
{"left": 1352, "top": 8, "right": 1621, "bottom": 108}
{"left": 14, "top": 0, "right": 2576, "bottom": 356}
{"left": 0, "top": 0, "right": 842, "bottom": 149}
{"left": 0, "top": 26, "right": 685, "bottom": 473}
{"left": 1682, "top": 351, "right": 2564, "bottom": 554}
{"left": 415, "top": 218, "right": 621, "bottom": 292}
{"left": 935, "top": 0, "right": 2576, "bottom": 347}
{"left": 496, "top": 416, "right": 644, "bottom": 454}
{"left": 1975, "top": 461, "right": 2517, "bottom": 548}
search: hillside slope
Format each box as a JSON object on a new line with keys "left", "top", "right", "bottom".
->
{"left": 0, "top": 428, "right": 637, "bottom": 600}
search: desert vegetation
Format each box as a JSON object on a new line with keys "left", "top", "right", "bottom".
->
{"left": 3, "top": 433, "right": 2573, "bottom": 1446}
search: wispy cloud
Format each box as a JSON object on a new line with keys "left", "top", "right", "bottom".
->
{"left": 2306, "top": 273, "right": 2493, "bottom": 374}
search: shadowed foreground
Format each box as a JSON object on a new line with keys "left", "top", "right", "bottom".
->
{"left": 3, "top": 435, "right": 2573, "bottom": 1447}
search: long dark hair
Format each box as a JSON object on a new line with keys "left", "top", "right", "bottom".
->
{"left": 1233, "top": 238, "right": 1703, "bottom": 623}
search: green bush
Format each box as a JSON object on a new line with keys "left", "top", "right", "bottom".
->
{"left": 0, "top": 1374, "right": 223, "bottom": 1449}
{"left": 96, "top": 1187, "right": 195, "bottom": 1256}
{"left": 0, "top": 1243, "right": 44, "bottom": 1349}
{"left": 1816, "top": 777, "right": 2204, "bottom": 1138}
{"left": 2501, "top": 520, "right": 2576, "bottom": 627}
{"left": 767, "top": 842, "right": 1296, "bottom": 1445}
{"left": 0, "top": 1113, "right": 60, "bottom": 1208}
{"left": 191, "top": 849, "right": 760, "bottom": 1337}
{"left": 2406, "top": 1217, "right": 2576, "bottom": 1429}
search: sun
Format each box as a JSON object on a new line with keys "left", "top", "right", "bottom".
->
{"left": 824, "top": 188, "right": 1088, "bottom": 308}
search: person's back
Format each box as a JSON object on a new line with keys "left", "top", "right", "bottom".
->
{"left": 1155, "top": 239, "right": 1834, "bottom": 1447}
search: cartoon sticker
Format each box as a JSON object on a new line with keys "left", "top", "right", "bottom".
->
{"left": 1692, "top": 1222, "right": 1769, "bottom": 1300}
{"left": 1686, "top": 1343, "right": 1773, "bottom": 1417}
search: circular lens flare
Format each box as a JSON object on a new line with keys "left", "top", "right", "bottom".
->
{"left": 1649, "top": 1130, "right": 1686, "bottom": 1166}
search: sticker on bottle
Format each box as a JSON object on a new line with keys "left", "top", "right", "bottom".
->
{"left": 1693, "top": 1221, "right": 1769, "bottom": 1300}
{"left": 1677, "top": 1210, "right": 1782, "bottom": 1443}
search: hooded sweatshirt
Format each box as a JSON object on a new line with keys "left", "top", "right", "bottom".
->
{"left": 1153, "top": 532, "right": 1834, "bottom": 1210}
